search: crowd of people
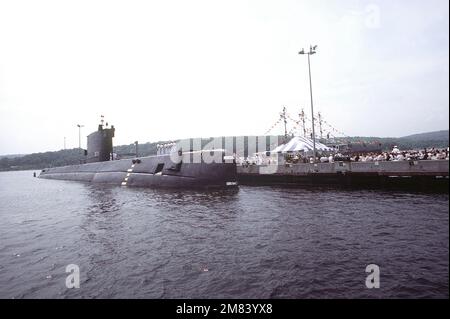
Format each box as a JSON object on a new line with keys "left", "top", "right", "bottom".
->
{"left": 238, "top": 146, "right": 449, "bottom": 166}
{"left": 323, "top": 147, "right": 449, "bottom": 163}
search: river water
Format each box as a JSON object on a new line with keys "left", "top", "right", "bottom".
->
{"left": 0, "top": 170, "right": 448, "bottom": 298}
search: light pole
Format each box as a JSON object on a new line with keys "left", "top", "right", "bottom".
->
{"left": 77, "top": 124, "right": 84, "bottom": 163}
{"left": 134, "top": 141, "right": 139, "bottom": 157}
{"left": 299, "top": 45, "right": 318, "bottom": 162}
{"left": 77, "top": 124, "right": 84, "bottom": 149}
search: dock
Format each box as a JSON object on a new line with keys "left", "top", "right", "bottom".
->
{"left": 237, "top": 159, "right": 449, "bottom": 188}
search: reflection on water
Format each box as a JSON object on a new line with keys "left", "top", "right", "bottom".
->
{"left": 77, "top": 186, "right": 126, "bottom": 297}
{"left": 0, "top": 170, "right": 448, "bottom": 298}
{"left": 86, "top": 186, "right": 124, "bottom": 214}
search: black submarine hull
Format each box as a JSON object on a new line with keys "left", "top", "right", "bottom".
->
{"left": 39, "top": 152, "right": 238, "bottom": 189}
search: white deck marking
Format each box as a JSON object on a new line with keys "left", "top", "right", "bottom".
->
{"left": 122, "top": 163, "right": 136, "bottom": 186}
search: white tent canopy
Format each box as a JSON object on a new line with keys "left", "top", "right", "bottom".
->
{"left": 271, "top": 136, "right": 331, "bottom": 153}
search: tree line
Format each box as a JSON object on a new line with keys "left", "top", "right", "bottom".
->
{"left": 1, "top": 134, "right": 448, "bottom": 172}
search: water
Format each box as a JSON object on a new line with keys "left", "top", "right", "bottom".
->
{"left": 0, "top": 170, "right": 448, "bottom": 299}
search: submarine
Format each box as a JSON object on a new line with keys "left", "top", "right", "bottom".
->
{"left": 39, "top": 120, "right": 238, "bottom": 189}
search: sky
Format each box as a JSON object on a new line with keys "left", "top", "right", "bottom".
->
{"left": 0, "top": 0, "right": 448, "bottom": 155}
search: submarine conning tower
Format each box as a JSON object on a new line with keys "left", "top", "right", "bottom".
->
{"left": 86, "top": 119, "right": 115, "bottom": 163}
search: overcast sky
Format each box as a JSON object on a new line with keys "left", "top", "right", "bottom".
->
{"left": 0, "top": 0, "right": 448, "bottom": 155}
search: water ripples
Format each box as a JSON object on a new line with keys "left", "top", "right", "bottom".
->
{"left": 0, "top": 170, "right": 448, "bottom": 298}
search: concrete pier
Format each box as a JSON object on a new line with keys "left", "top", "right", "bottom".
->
{"left": 237, "top": 159, "right": 449, "bottom": 188}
